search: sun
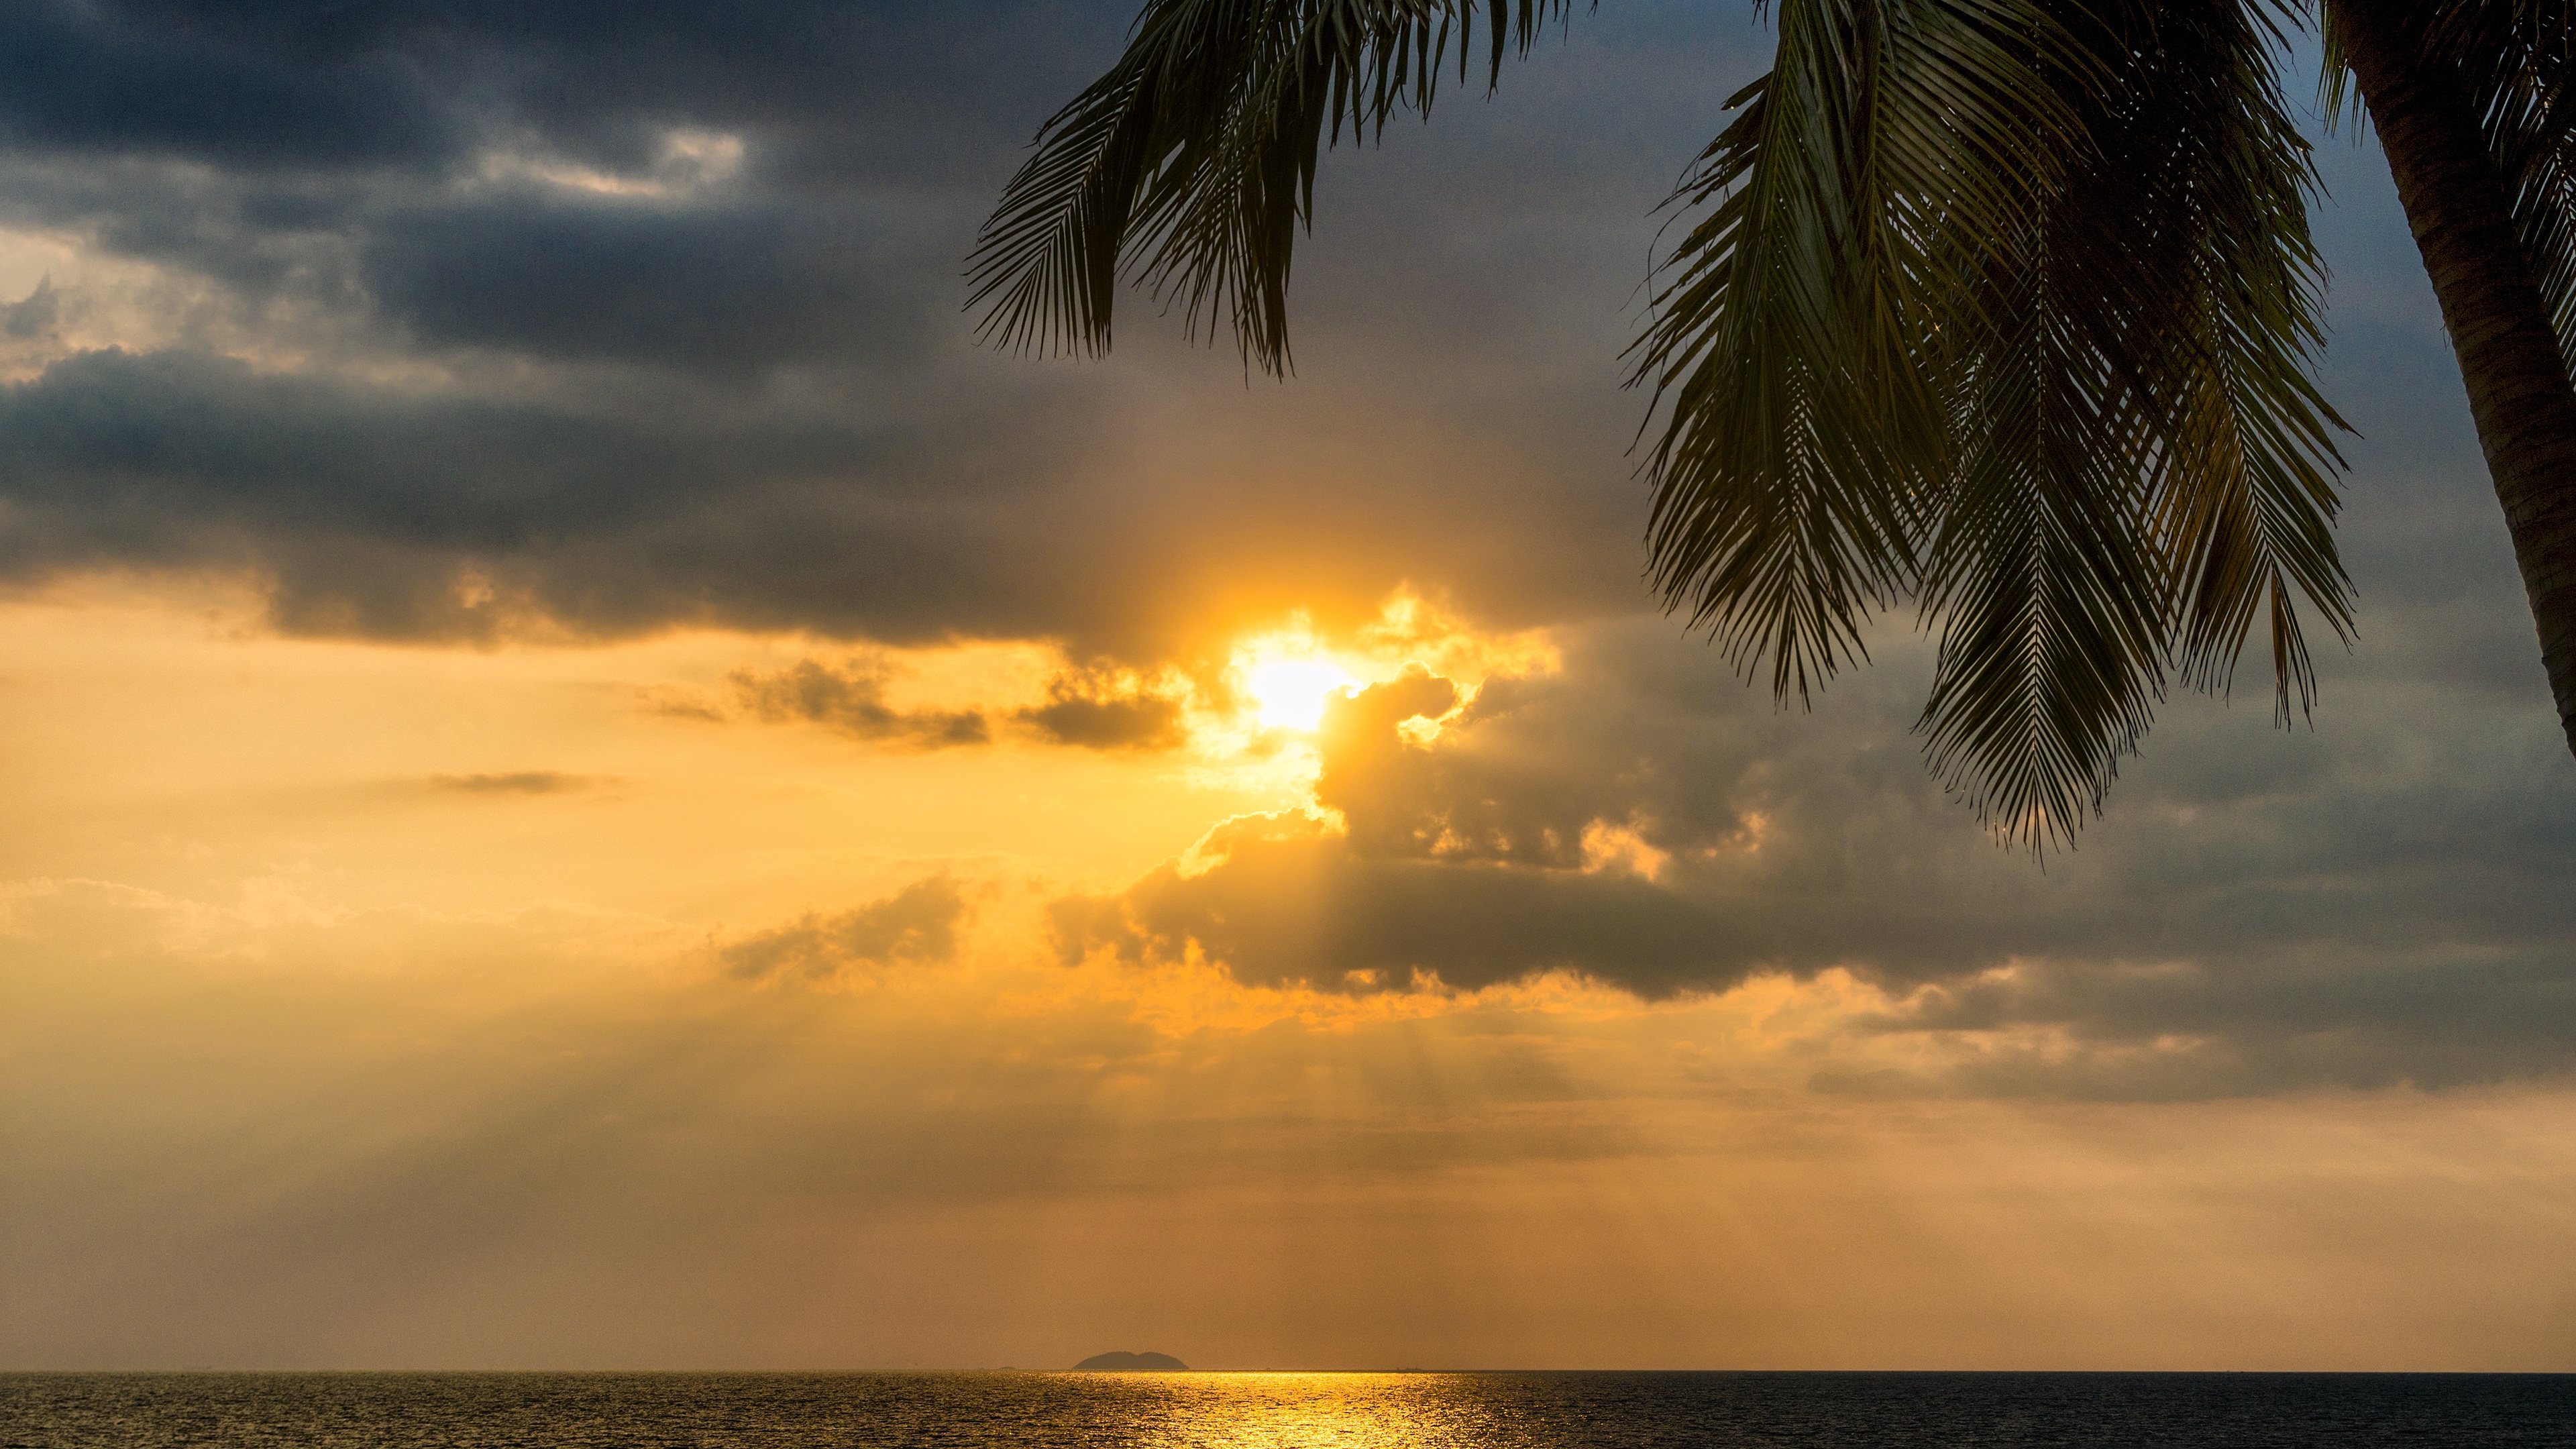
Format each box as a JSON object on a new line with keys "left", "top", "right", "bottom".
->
{"left": 1243, "top": 655, "right": 1358, "bottom": 731}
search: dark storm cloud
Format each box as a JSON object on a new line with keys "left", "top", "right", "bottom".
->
{"left": 0, "top": 156, "right": 374, "bottom": 303}
{"left": 0, "top": 0, "right": 1729, "bottom": 647}
{"left": 0, "top": 0, "right": 1097, "bottom": 178}
{"left": 0, "top": 1, "right": 457, "bottom": 169}
{"left": 0, "top": 345, "right": 1138, "bottom": 643}
{"left": 361, "top": 197, "right": 933, "bottom": 370}
{"left": 723, "top": 875, "right": 970, "bottom": 983}
{"left": 1, "top": 276, "right": 59, "bottom": 339}
{"left": 0, "top": 333, "right": 1644, "bottom": 652}
{"left": 0, "top": 347, "right": 773, "bottom": 545}
{"left": 731, "top": 657, "right": 989, "bottom": 748}
{"left": 0, "top": 0, "right": 1129, "bottom": 368}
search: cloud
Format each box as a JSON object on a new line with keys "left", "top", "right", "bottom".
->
{"left": 428, "top": 771, "right": 596, "bottom": 794}
{"left": 722, "top": 875, "right": 970, "bottom": 983}
{"left": 0, "top": 346, "right": 1126, "bottom": 646}
{"left": 360, "top": 197, "right": 932, "bottom": 372}
{"left": 0, "top": 0, "right": 1099, "bottom": 184}
{"left": 1311, "top": 665, "right": 1615, "bottom": 866}
{"left": 1014, "top": 672, "right": 1187, "bottom": 751}
{"left": 0, "top": 0, "right": 1718, "bottom": 657}
{"left": 0, "top": 0, "right": 2568, "bottom": 1108}
{"left": 1052, "top": 663, "right": 1768, "bottom": 995}
{"left": 2, "top": 277, "right": 58, "bottom": 339}
{"left": 1053, "top": 810, "right": 1736, "bottom": 994}
{"left": 676, "top": 656, "right": 1193, "bottom": 753}
{"left": 0, "top": 1, "right": 458, "bottom": 170}
{"left": 729, "top": 657, "right": 989, "bottom": 747}
{"left": 1823, "top": 950, "right": 2576, "bottom": 1101}
{"left": 0, "top": 331, "right": 1654, "bottom": 655}
{"left": 1053, "top": 617, "right": 2576, "bottom": 1095}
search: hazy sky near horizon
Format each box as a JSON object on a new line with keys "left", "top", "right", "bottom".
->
{"left": 3, "top": 0, "right": 2574, "bottom": 1371}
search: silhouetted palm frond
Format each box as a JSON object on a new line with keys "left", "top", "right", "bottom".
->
{"left": 1632, "top": 0, "right": 2094, "bottom": 710}
{"left": 2420, "top": 4, "right": 2576, "bottom": 364}
{"left": 1635, "top": 0, "right": 2350, "bottom": 847}
{"left": 969, "top": 0, "right": 1577, "bottom": 372}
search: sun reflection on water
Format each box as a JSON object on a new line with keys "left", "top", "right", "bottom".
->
{"left": 1086, "top": 1373, "right": 1506, "bottom": 1449}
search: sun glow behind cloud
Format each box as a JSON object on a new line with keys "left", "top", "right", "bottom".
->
{"left": 1242, "top": 655, "right": 1358, "bottom": 731}
{"left": 9, "top": 573, "right": 2576, "bottom": 1371}
{"left": 1217, "top": 596, "right": 1553, "bottom": 737}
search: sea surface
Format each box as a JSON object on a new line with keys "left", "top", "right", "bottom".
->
{"left": 5, "top": 1371, "right": 2572, "bottom": 1448}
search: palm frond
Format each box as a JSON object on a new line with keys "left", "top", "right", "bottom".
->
{"left": 2141, "top": 1, "right": 2355, "bottom": 716}
{"left": 1914, "top": 57, "right": 2175, "bottom": 851}
{"left": 2415, "top": 3, "right": 2576, "bottom": 371}
{"left": 968, "top": 0, "right": 1576, "bottom": 373}
{"left": 1631, "top": 0, "right": 2092, "bottom": 702}
{"left": 1642, "top": 0, "right": 2350, "bottom": 849}
{"left": 1919, "top": 0, "right": 2351, "bottom": 847}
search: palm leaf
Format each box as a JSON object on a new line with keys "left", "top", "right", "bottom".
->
{"left": 968, "top": 0, "right": 1577, "bottom": 372}
{"left": 2145, "top": 1, "right": 2353, "bottom": 716}
{"left": 2421, "top": 3, "right": 2576, "bottom": 368}
{"left": 1646, "top": 0, "right": 2351, "bottom": 848}
{"left": 1631, "top": 0, "right": 2092, "bottom": 702}
{"left": 1915, "top": 87, "right": 2175, "bottom": 851}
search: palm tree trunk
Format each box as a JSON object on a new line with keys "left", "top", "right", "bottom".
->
{"left": 2331, "top": 0, "right": 2576, "bottom": 759}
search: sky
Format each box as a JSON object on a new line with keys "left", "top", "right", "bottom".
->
{"left": 3, "top": 0, "right": 2573, "bottom": 1373}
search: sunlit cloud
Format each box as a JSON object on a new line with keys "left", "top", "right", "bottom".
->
{"left": 471, "top": 128, "right": 749, "bottom": 200}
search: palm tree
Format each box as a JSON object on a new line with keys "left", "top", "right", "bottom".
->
{"left": 969, "top": 0, "right": 2576, "bottom": 849}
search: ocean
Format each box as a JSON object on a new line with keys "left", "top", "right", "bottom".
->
{"left": 5, "top": 1370, "right": 2571, "bottom": 1447}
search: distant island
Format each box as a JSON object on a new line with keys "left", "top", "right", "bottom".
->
{"left": 1073, "top": 1350, "right": 1189, "bottom": 1371}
